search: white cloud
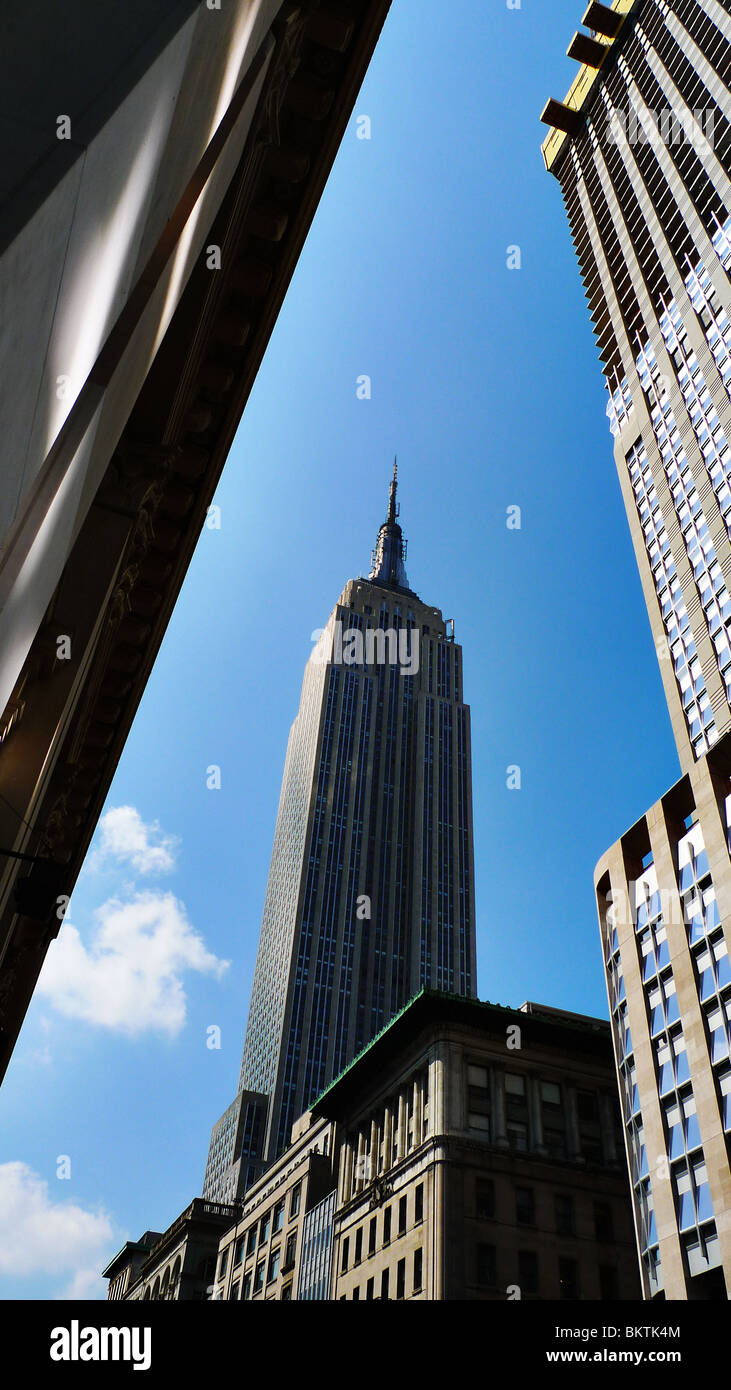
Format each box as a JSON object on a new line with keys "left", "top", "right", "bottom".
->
{"left": 0, "top": 1162, "right": 113, "bottom": 1295}
{"left": 38, "top": 892, "right": 229, "bottom": 1036}
{"left": 88, "top": 805, "right": 178, "bottom": 876}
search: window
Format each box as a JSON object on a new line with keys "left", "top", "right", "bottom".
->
{"left": 414, "top": 1185, "right": 424, "bottom": 1225}
{"left": 559, "top": 1257, "right": 579, "bottom": 1300}
{"left": 544, "top": 1127, "right": 566, "bottom": 1159}
{"left": 369, "top": 1216, "right": 377, "bottom": 1255}
{"left": 541, "top": 1081, "right": 561, "bottom": 1107}
{"left": 599, "top": 1264, "right": 619, "bottom": 1300}
{"left": 352, "top": 1286, "right": 360, "bottom": 1301}
{"left": 234, "top": 1235, "right": 244, "bottom": 1266}
{"left": 341, "top": 1237, "right": 349, "bottom": 1273}
{"left": 273, "top": 1201, "right": 284, "bottom": 1234}
{"left": 254, "top": 1261, "right": 264, "bottom": 1294}
{"left": 281, "top": 1283, "right": 292, "bottom": 1301}
{"left": 366, "top": 1277, "right": 374, "bottom": 1300}
{"left": 246, "top": 1226, "right": 257, "bottom": 1256}
{"left": 218, "top": 1248, "right": 229, "bottom": 1280}
{"left": 505, "top": 1073, "right": 525, "bottom": 1097}
{"left": 413, "top": 1248, "right": 423, "bottom": 1293}
{"left": 398, "top": 1196, "right": 407, "bottom": 1236}
{"left": 518, "top": 1250, "right": 538, "bottom": 1295}
{"left": 260, "top": 1211, "right": 271, "bottom": 1244}
{"left": 355, "top": 1227, "right": 363, "bottom": 1264}
{"left": 229, "top": 1282, "right": 240, "bottom": 1301}
{"left": 506, "top": 1121, "right": 528, "bottom": 1151}
{"left": 290, "top": 1183, "right": 301, "bottom": 1218}
{"left": 594, "top": 1202, "right": 613, "bottom": 1243}
{"left": 555, "top": 1194, "right": 574, "bottom": 1236}
{"left": 380, "top": 1268, "right": 389, "bottom": 1301}
{"left": 577, "top": 1090, "right": 598, "bottom": 1124}
{"left": 396, "top": 1258, "right": 406, "bottom": 1300}
{"left": 516, "top": 1187, "right": 535, "bottom": 1226}
{"left": 383, "top": 1207, "right": 391, "bottom": 1245}
{"left": 267, "top": 1248, "right": 280, "bottom": 1284}
{"left": 242, "top": 1273, "right": 251, "bottom": 1300}
{"left": 476, "top": 1178, "right": 495, "bottom": 1220}
{"left": 468, "top": 1063, "right": 491, "bottom": 1132}
{"left": 476, "top": 1243, "right": 496, "bottom": 1286}
{"left": 284, "top": 1233, "right": 297, "bottom": 1270}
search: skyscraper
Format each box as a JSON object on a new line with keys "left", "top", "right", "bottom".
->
{"left": 204, "top": 467, "right": 477, "bottom": 1198}
{"left": 542, "top": 0, "right": 731, "bottom": 1297}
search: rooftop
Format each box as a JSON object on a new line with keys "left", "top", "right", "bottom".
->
{"left": 540, "top": 0, "right": 638, "bottom": 173}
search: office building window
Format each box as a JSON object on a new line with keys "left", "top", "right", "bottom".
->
{"left": 281, "top": 1283, "right": 292, "bottom": 1301}
{"left": 555, "top": 1194, "right": 574, "bottom": 1236}
{"left": 246, "top": 1226, "right": 257, "bottom": 1256}
{"left": 234, "top": 1235, "right": 244, "bottom": 1266}
{"left": 476, "top": 1178, "right": 495, "bottom": 1220}
{"left": 353, "top": 1285, "right": 360, "bottom": 1301}
{"left": 242, "top": 1273, "right": 251, "bottom": 1300}
{"left": 355, "top": 1227, "right": 363, "bottom": 1264}
{"left": 398, "top": 1196, "right": 407, "bottom": 1235}
{"left": 476, "top": 1243, "right": 496, "bottom": 1286}
{"left": 267, "top": 1248, "right": 280, "bottom": 1284}
{"left": 383, "top": 1207, "right": 391, "bottom": 1244}
{"left": 284, "top": 1233, "right": 297, "bottom": 1270}
{"left": 218, "top": 1248, "right": 229, "bottom": 1280}
{"left": 467, "top": 1063, "right": 490, "bottom": 1132}
{"left": 380, "top": 1268, "right": 389, "bottom": 1301}
{"left": 544, "top": 1126, "right": 567, "bottom": 1159}
{"left": 366, "top": 1277, "right": 374, "bottom": 1301}
{"left": 254, "top": 1261, "right": 264, "bottom": 1294}
{"left": 396, "top": 1258, "right": 406, "bottom": 1300}
{"left": 415, "top": 1184, "right": 424, "bottom": 1225}
{"left": 229, "top": 1282, "right": 240, "bottom": 1301}
{"left": 577, "top": 1090, "right": 598, "bottom": 1124}
{"left": 541, "top": 1081, "right": 561, "bottom": 1108}
{"left": 516, "top": 1187, "right": 535, "bottom": 1226}
{"left": 369, "top": 1216, "right": 377, "bottom": 1254}
{"left": 260, "top": 1211, "right": 271, "bottom": 1244}
{"left": 594, "top": 1201, "right": 613, "bottom": 1243}
{"left": 507, "top": 1121, "right": 528, "bottom": 1151}
{"left": 290, "top": 1183, "right": 301, "bottom": 1218}
{"left": 273, "top": 1201, "right": 284, "bottom": 1234}
{"left": 518, "top": 1250, "right": 538, "bottom": 1296}
{"left": 559, "top": 1257, "right": 579, "bottom": 1300}
{"left": 413, "top": 1248, "right": 423, "bottom": 1293}
{"left": 341, "top": 1237, "right": 349, "bottom": 1273}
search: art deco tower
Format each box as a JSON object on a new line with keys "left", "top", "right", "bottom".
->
{"left": 203, "top": 468, "right": 477, "bottom": 1199}
{"left": 542, "top": 0, "right": 731, "bottom": 1299}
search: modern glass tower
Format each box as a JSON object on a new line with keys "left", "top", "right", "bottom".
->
{"left": 203, "top": 467, "right": 477, "bottom": 1199}
{"left": 542, "top": 0, "right": 731, "bottom": 1298}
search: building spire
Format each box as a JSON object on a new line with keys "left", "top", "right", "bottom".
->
{"left": 388, "top": 457, "right": 398, "bottom": 523}
{"left": 368, "top": 458, "right": 410, "bottom": 591}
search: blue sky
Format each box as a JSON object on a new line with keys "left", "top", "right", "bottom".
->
{"left": 0, "top": 0, "right": 682, "bottom": 1298}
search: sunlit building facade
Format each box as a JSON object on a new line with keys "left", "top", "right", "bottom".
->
{"left": 203, "top": 470, "right": 477, "bottom": 1195}
{"left": 543, "top": 0, "right": 731, "bottom": 1297}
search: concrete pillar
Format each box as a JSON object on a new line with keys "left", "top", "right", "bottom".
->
{"left": 396, "top": 1091, "right": 406, "bottom": 1161}
{"left": 383, "top": 1104, "right": 393, "bottom": 1173}
{"left": 527, "top": 1076, "right": 546, "bottom": 1155}
{"left": 491, "top": 1068, "right": 508, "bottom": 1149}
{"left": 413, "top": 1076, "right": 423, "bottom": 1147}
{"left": 356, "top": 1129, "right": 366, "bottom": 1189}
{"left": 565, "top": 1086, "right": 583, "bottom": 1162}
{"left": 599, "top": 1092, "right": 618, "bottom": 1164}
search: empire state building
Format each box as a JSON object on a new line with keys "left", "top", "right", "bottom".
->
{"left": 204, "top": 467, "right": 477, "bottom": 1199}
